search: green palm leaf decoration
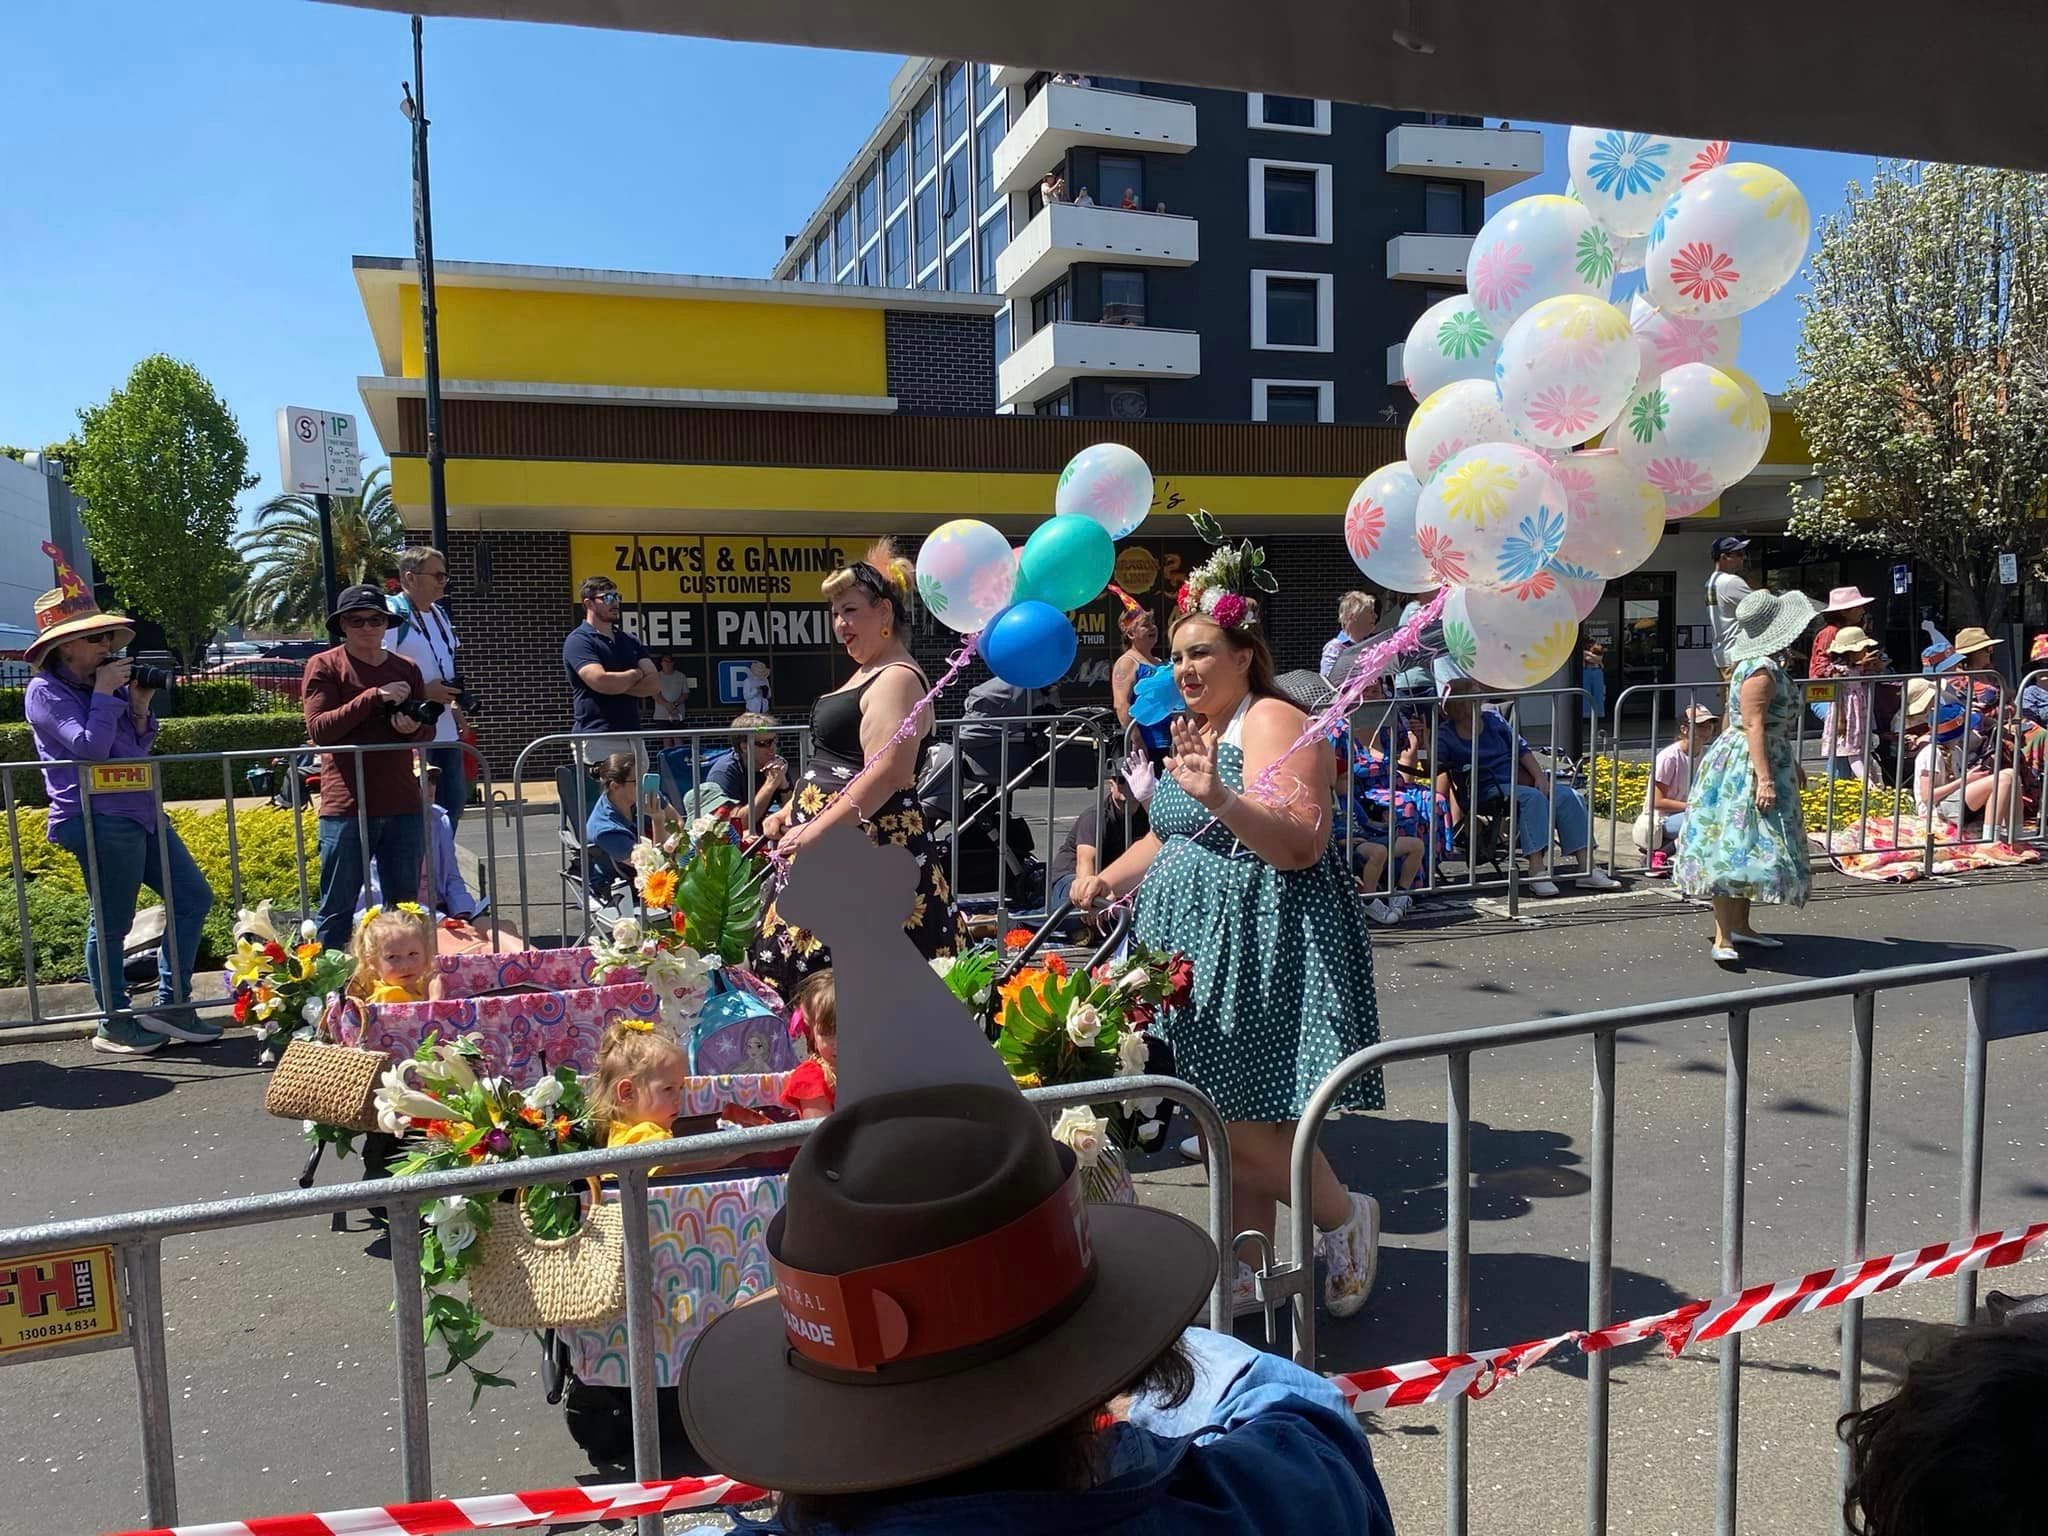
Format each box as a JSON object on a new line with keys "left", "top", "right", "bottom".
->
{"left": 675, "top": 837, "right": 766, "bottom": 966}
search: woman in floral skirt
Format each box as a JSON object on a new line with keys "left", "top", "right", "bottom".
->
{"left": 1674, "top": 588, "right": 1821, "bottom": 964}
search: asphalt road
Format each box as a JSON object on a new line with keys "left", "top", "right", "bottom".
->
{"left": 2, "top": 866, "right": 2044, "bottom": 1535}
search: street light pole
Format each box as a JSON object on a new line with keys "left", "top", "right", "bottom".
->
{"left": 405, "top": 15, "right": 449, "bottom": 557}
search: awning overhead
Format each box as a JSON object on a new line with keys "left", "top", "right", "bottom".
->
{"left": 319, "top": 0, "right": 2048, "bottom": 172}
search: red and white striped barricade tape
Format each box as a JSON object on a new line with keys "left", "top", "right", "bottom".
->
{"left": 107, "top": 1473, "right": 767, "bottom": 1536}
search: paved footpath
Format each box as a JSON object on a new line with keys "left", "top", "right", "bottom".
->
{"left": 2, "top": 868, "right": 2044, "bottom": 1535}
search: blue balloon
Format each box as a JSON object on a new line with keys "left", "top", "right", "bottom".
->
{"left": 979, "top": 601, "right": 1078, "bottom": 690}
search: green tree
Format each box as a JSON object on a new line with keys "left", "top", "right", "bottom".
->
{"left": 69, "top": 357, "right": 255, "bottom": 662}
{"left": 230, "top": 465, "right": 401, "bottom": 632}
{"left": 1789, "top": 163, "right": 2048, "bottom": 630}
{"left": 1, "top": 437, "right": 86, "bottom": 468}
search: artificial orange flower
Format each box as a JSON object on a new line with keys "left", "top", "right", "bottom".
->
{"left": 1013, "top": 1071, "right": 1044, "bottom": 1089}
{"left": 1044, "top": 953, "right": 1068, "bottom": 979}
{"left": 997, "top": 966, "right": 1052, "bottom": 1020}
{"left": 551, "top": 1115, "right": 573, "bottom": 1140}
{"left": 1002, "top": 927, "right": 1035, "bottom": 950}
{"left": 519, "top": 1106, "right": 546, "bottom": 1128}
{"left": 641, "top": 868, "right": 678, "bottom": 909}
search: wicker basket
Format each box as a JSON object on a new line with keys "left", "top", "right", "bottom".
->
{"left": 263, "top": 1037, "right": 388, "bottom": 1132}
{"left": 468, "top": 1186, "right": 627, "bottom": 1330}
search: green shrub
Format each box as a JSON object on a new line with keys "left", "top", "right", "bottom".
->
{"left": 0, "top": 714, "right": 308, "bottom": 805}
{"left": 0, "top": 882, "right": 93, "bottom": 987}
{"left": 0, "top": 805, "right": 322, "bottom": 985}
{"left": 0, "top": 687, "right": 22, "bottom": 724}
{"left": 162, "top": 679, "right": 259, "bottom": 716}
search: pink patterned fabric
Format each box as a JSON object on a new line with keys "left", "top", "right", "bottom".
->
{"left": 333, "top": 978, "right": 663, "bottom": 1081}
{"left": 432, "top": 946, "right": 604, "bottom": 996}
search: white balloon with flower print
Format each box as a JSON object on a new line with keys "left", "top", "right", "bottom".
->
{"left": 1405, "top": 378, "right": 1514, "bottom": 486}
{"left": 1413, "top": 444, "right": 1568, "bottom": 599}
{"left": 1544, "top": 447, "right": 1667, "bottom": 582}
{"left": 1568, "top": 128, "right": 1729, "bottom": 239}
{"left": 1467, "top": 195, "right": 1619, "bottom": 337}
{"left": 914, "top": 518, "right": 1016, "bottom": 634}
{"left": 1054, "top": 442, "right": 1154, "bottom": 539}
{"left": 1343, "top": 461, "right": 1436, "bottom": 591}
{"left": 1644, "top": 162, "right": 1810, "bottom": 320}
{"left": 1438, "top": 582, "right": 1584, "bottom": 693}
{"left": 1614, "top": 361, "right": 1770, "bottom": 518}
{"left": 1496, "top": 295, "right": 1640, "bottom": 450}
{"left": 1401, "top": 294, "right": 1502, "bottom": 404}
{"left": 1627, "top": 293, "right": 1739, "bottom": 386}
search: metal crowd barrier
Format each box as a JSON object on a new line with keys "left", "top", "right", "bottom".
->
{"left": 1, "top": 739, "right": 500, "bottom": 1034}
{"left": 1283, "top": 946, "right": 2048, "bottom": 1536}
{"left": 0, "top": 1076, "right": 1232, "bottom": 1534}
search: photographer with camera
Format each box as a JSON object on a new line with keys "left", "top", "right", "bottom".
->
{"left": 302, "top": 585, "right": 433, "bottom": 950}
{"left": 24, "top": 544, "right": 220, "bottom": 1056}
{"left": 385, "top": 546, "right": 473, "bottom": 827}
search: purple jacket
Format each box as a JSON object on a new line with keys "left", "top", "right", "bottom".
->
{"left": 24, "top": 669, "right": 161, "bottom": 831}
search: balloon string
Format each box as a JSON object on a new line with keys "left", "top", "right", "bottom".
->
{"left": 763, "top": 633, "right": 982, "bottom": 874}
{"left": 1106, "top": 586, "right": 1451, "bottom": 914}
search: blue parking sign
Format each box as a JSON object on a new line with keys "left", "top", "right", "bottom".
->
{"left": 716, "top": 660, "right": 762, "bottom": 707}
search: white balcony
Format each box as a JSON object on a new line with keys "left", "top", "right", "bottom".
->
{"left": 988, "top": 64, "right": 1036, "bottom": 89}
{"left": 1386, "top": 232, "right": 1472, "bottom": 283}
{"left": 995, "top": 202, "right": 1199, "bottom": 299}
{"left": 1386, "top": 123, "right": 1544, "bottom": 193}
{"left": 1386, "top": 342, "right": 1407, "bottom": 387}
{"left": 999, "top": 320, "right": 1201, "bottom": 407}
{"left": 992, "top": 82, "right": 1197, "bottom": 196}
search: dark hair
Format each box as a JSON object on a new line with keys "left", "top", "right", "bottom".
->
{"left": 777, "top": 1337, "right": 1196, "bottom": 1533}
{"left": 1168, "top": 608, "right": 1280, "bottom": 702}
{"left": 821, "top": 539, "right": 915, "bottom": 631}
{"left": 579, "top": 575, "right": 620, "bottom": 604}
{"left": 1839, "top": 1315, "right": 2048, "bottom": 1535}
{"left": 592, "top": 751, "right": 637, "bottom": 791}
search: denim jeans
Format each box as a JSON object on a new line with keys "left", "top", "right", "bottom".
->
{"left": 49, "top": 813, "right": 215, "bottom": 1023}
{"left": 424, "top": 742, "right": 470, "bottom": 828}
{"left": 316, "top": 813, "right": 425, "bottom": 951}
{"left": 1512, "top": 782, "right": 1593, "bottom": 858}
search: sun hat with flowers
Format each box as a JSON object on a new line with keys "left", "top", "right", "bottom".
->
{"left": 1174, "top": 510, "right": 1276, "bottom": 631}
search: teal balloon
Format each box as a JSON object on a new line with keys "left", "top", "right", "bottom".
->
{"left": 1016, "top": 514, "right": 1115, "bottom": 613}
{"left": 979, "top": 602, "right": 1078, "bottom": 689}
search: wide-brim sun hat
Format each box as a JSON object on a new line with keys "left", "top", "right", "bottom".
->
{"left": 24, "top": 540, "right": 134, "bottom": 666}
{"left": 327, "top": 583, "right": 395, "bottom": 636}
{"left": 1827, "top": 625, "right": 1879, "bottom": 655}
{"left": 1950, "top": 626, "right": 2003, "bottom": 657}
{"left": 1723, "top": 588, "right": 1821, "bottom": 664}
{"left": 1822, "top": 586, "right": 1875, "bottom": 613}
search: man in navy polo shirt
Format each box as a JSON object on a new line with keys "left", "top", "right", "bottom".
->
{"left": 563, "top": 576, "right": 660, "bottom": 770}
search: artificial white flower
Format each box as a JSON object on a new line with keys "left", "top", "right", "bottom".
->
{"left": 424, "top": 1196, "right": 479, "bottom": 1256}
{"left": 373, "top": 1060, "right": 458, "bottom": 1137}
{"left": 301, "top": 1119, "right": 318, "bottom": 1134}
{"left": 300, "top": 999, "right": 325, "bottom": 1027}
{"left": 234, "top": 900, "right": 282, "bottom": 946}
{"left": 928, "top": 956, "right": 956, "bottom": 980}
{"left": 611, "top": 916, "right": 644, "bottom": 950}
{"left": 255, "top": 995, "right": 281, "bottom": 1021}
{"left": 1051, "top": 1106, "right": 1108, "bottom": 1169}
{"left": 1116, "top": 1030, "right": 1150, "bottom": 1077}
{"left": 1115, "top": 966, "right": 1152, "bottom": 995}
{"left": 299, "top": 918, "right": 320, "bottom": 943}
{"left": 429, "top": 1041, "right": 477, "bottom": 1093}
{"left": 628, "top": 839, "right": 667, "bottom": 877}
{"left": 525, "top": 1074, "right": 565, "bottom": 1113}
{"left": 688, "top": 815, "right": 722, "bottom": 845}
{"left": 1065, "top": 1001, "right": 1103, "bottom": 1047}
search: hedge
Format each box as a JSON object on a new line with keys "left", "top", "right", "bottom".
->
{"left": 0, "top": 804, "right": 320, "bottom": 986}
{"left": 0, "top": 679, "right": 300, "bottom": 723}
{"left": 0, "top": 714, "right": 309, "bottom": 805}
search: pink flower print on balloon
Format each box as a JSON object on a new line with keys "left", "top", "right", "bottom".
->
{"left": 966, "top": 560, "right": 1018, "bottom": 619}
{"left": 1471, "top": 240, "right": 1534, "bottom": 314}
{"left": 1651, "top": 313, "right": 1727, "bottom": 370}
{"left": 1548, "top": 460, "right": 1598, "bottom": 517}
{"left": 1669, "top": 242, "right": 1740, "bottom": 305}
{"left": 1422, "top": 436, "right": 1465, "bottom": 481}
{"left": 1416, "top": 527, "right": 1469, "bottom": 587}
{"left": 1526, "top": 385, "right": 1601, "bottom": 441}
{"left": 1345, "top": 495, "right": 1386, "bottom": 564}
{"left": 1683, "top": 141, "right": 1731, "bottom": 183}
{"left": 1645, "top": 456, "right": 1717, "bottom": 515}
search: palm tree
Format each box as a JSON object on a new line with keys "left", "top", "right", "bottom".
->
{"left": 231, "top": 466, "right": 404, "bottom": 632}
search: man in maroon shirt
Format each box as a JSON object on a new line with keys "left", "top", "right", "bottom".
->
{"left": 302, "top": 585, "right": 430, "bottom": 950}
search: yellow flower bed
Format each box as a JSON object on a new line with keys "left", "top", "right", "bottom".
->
{"left": 1587, "top": 757, "right": 1904, "bottom": 832}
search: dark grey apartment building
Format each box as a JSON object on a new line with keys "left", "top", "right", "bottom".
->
{"left": 772, "top": 60, "right": 1542, "bottom": 423}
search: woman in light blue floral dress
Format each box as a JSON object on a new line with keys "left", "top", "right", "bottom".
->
{"left": 1674, "top": 588, "right": 1821, "bottom": 964}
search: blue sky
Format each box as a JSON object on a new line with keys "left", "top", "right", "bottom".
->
{"left": 2, "top": 1, "right": 1879, "bottom": 514}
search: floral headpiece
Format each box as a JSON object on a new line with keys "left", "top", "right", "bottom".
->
{"left": 1173, "top": 510, "right": 1276, "bottom": 631}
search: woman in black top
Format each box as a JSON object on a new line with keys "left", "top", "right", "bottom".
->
{"left": 753, "top": 541, "right": 964, "bottom": 993}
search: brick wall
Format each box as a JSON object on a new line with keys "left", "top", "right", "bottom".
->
{"left": 884, "top": 312, "right": 995, "bottom": 415}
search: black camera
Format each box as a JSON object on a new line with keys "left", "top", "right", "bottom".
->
{"left": 446, "top": 674, "right": 480, "bottom": 715}
{"left": 388, "top": 697, "right": 446, "bottom": 727}
{"left": 129, "top": 664, "right": 173, "bottom": 691}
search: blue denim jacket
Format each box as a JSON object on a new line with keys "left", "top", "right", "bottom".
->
{"left": 735, "top": 1328, "right": 1396, "bottom": 1535}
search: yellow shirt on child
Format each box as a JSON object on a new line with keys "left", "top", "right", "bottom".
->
{"left": 368, "top": 980, "right": 426, "bottom": 1005}
{"left": 606, "top": 1121, "right": 671, "bottom": 1149}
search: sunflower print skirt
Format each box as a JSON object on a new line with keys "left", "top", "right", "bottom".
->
{"left": 751, "top": 765, "right": 965, "bottom": 998}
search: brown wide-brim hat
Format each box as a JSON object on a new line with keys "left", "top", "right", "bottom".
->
{"left": 24, "top": 607, "right": 133, "bottom": 666}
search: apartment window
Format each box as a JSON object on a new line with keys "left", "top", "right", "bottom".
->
{"left": 974, "top": 100, "right": 1006, "bottom": 210}
{"left": 886, "top": 215, "right": 908, "bottom": 287}
{"left": 1041, "top": 390, "right": 1075, "bottom": 418}
{"left": 913, "top": 89, "right": 937, "bottom": 180}
{"left": 884, "top": 130, "right": 907, "bottom": 210}
{"left": 915, "top": 182, "right": 937, "bottom": 269}
{"left": 941, "top": 62, "right": 967, "bottom": 147}
{"left": 859, "top": 246, "right": 880, "bottom": 287}
{"left": 1031, "top": 277, "right": 1072, "bottom": 333}
{"left": 1252, "top": 160, "right": 1331, "bottom": 242}
{"left": 945, "top": 239, "right": 973, "bottom": 293}
{"left": 857, "top": 168, "right": 878, "bottom": 243}
{"left": 1424, "top": 181, "right": 1466, "bottom": 236}
{"left": 974, "top": 61, "right": 1000, "bottom": 111}
{"left": 994, "top": 307, "right": 1011, "bottom": 360}
{"left": 1099, "top": 153, "right": 1145, "bottom": 210}
{"left": 978, "top": 206, "right": 1008, "bottom": 294}
{"left": 918, "top": 265, "right": 939, "bottom": 290}
{"left": 833, "top": 201, "right": 854, "bottom": 273}
{"left": 1253, "top": 379, "right": 1333, "bottom": 422}
{"left": 1247, "top": 93, "right": 1331, "bottom": 134}
{"left": 798, "top": 251, "right": 814, "bottom": 283}
{"left": 1100, "top": 267, "right": 1147, "bottom": 326}
{"left": 943, "top": 154, "right": 970, "bottom": 243}
{"left": 1252, "top": 269, "right": 1333, "bottom": 351}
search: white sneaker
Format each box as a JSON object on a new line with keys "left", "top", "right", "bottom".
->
{"left": 1365, "top": 896, "right": 1401, "bottom": 926}
{"left": 1389, "top": 892, "right": 1415, "bottom": 917}
{"left": 1320, "top": 1192, "right": 1382, "bottom": 1318}
{"left": 1524, "top": 877, "right": 1561, "bottom": 898}
{"left": 1178, "top": 1134, "right": 1202, "bottom": 1164}
{"left": 1576, "top": 868, "right": 1622, "bottom": 891}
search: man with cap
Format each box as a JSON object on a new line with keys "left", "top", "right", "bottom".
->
{"left": 24, "top": 542, "right": 220, "bottom": 1055}
{"left": 301, "top": 585, "right": 431, "bottom": 951}
{"left": 680, "top": 821, "right": 1396, "bottom": 1534}
{"left": 1704, "top": 536, "right": 1753, "bottom": 680}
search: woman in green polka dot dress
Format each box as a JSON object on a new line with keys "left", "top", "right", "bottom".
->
{"left": 1071, "top": 538, "right": 1384, "bottom": 1319}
